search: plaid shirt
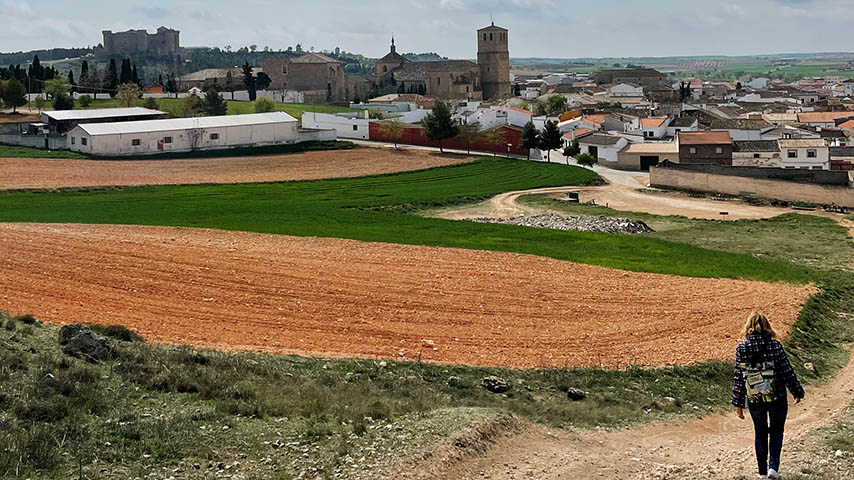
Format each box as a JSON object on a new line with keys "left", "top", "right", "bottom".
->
{"left": 732, "top": 333, "right": 804, "bottom": 407}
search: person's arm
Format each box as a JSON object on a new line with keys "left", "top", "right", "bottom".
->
{"left": 732, "top": 344, "right": 746, "bottom": 415}
{"left": 775, "top": 341, "right": 805, "bottom": 400}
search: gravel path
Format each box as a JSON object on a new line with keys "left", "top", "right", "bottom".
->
{"left": 0, "top": 223, "right": 813, "bottom": 369}
{"left": 470, "top": 213, "right": 654, "bottom": 235}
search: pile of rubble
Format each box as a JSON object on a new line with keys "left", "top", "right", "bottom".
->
{"left": 470, "top": 213, "right": 654, "bottom": 235}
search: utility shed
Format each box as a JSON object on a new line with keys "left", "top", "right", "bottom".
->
{"left": 67, "top": 112, "right": 300, "bottom": 156}
{"left": 42, "top": 107, "right": 165, "bottom": 135}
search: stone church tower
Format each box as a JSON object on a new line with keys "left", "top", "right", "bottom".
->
{"left": 477, "top": 23, "right": 510, "bottom": 101}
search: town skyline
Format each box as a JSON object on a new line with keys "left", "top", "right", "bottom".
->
{"left": 2, "top": 0, "right": 854, "bottom": 59}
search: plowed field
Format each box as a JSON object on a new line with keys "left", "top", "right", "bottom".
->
{"left": 0, "top": 149, "right": 468, "bottom": 190}
{"left": 0, "top": 223, "right": 814, "bottom": 369}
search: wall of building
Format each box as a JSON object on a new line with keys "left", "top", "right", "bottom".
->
{"left": 780, "top": 147, "right": 830, "bottom": 170}
{"left": 733, "top": 152, "right": 781, "bottom": 168}
{"left": 0, "top": 134, "right": 67, "bottom": 150}
{"left": 617, "top": 151, "right": 678, "bottom": 171}
{"left": 426, "top": 68, "right": 481, "bottom": 100}
{"left": 301, "top": 112, "right": 369, "bottom": 140}
{"left": 69, "top": 122, "right": 301, "bottom": 156}
{"left": 477, "top": 26, "right": 511, "bottom": 100}
{"left": 368, "top": 123, "right": 526, "bottom": 155}
{"left": 650, "top": 167, "right": 854, "bottom": 207}
{"left": 678, "top": 144, "right": 733, "bottom": 165}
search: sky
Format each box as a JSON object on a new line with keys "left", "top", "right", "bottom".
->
{"left": 1, "top": 0, "right": 852, "bottom": 59}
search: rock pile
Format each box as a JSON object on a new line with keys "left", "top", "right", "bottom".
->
{"left": 58, "top": 324, "right": 113, "bottom": 362}
{"left": 470, "top": 213, "right": 654, "bottom": 235}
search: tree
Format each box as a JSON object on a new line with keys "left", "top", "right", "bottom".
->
{"left": 420, "top": 100, "right": 458, "bottom": 153}
{"left": 78, "top": 94, "right": 93, "bottom": 109}
{"left": 119, "top": 58, "right": 132, "bottom": 85}
{"left": 165, "top": 74, "right": 178, "bottom": 98}
{"left": 1, "top": 78, "right": 27, "bottom": 113}
{"left": 44, "top": 77, "right": 71, "bottom": 99}
{"left": 736, "top": 81, "right": 743, "bottom": 91}
{"left": 105, "top": 59, "right": 118, "bottom": 97}
{"left": 520, "top": 121, "right": 539, "bottom": 160}
{"left": 576, "top": 152, "right": 597, "bottom": 168}
{"left": 67, "top": 70, "right": 76, "bottom": 93}
{"left": 256, "top": 72, "right": 271, "bottom": 90}
{"left": 81, "top": 68, "right": 103, "bottom": 99}
{"left": 132, "top": 64, "right": 140, "bottom": 86}
{"left": 254, "top": 97, "right": 275, "bottom": 113}
{"left": 562, "top": 140, "right": 580, "bottom": 165}
{"left": 482, "top": 127, "right": 507, "bottom": 157}
{"left": 546, "top": 95, "right": 569, "bottom": 116}
{"left": 175, "top": 94, "right": 204, "bottom": 117}
{"left": 456, "top": 123, "right": 480, "bottom": 154}
{"left": 34, "top": 96, "right": 45, "bottom": 114}
{"left": 538, "top": 120, "right": 562, "bottom": 163}
{"left": 203, "top": 88, "right": 228, "bottom": 116}
{"left": 533, "top": 102, "right": 547, "bottom": 117}
{"left": 242, "top": 61, "right": 257, "bottom": 101}
{"left": 142, "top": 97, "right": 159, "bottom": 110}
{"left": 225, "top": 70, "right": 235, "bottom": 100}
{"left": 116, "top": 83, "right": 140, "bottom": 107}
{"left": 52, "top": 93, "right": 74, "bottom": 111}
{"left": 79, "top": 61, "right": 89, "bottom": 91}
{"left": 378, "top": 118, "right": 406, "bottom": 148}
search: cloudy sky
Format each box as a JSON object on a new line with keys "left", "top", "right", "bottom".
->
{"left": 1, "top": 0, "right": 851, "bottom": 59}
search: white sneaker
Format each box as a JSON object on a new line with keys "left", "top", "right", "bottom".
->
{"left": 768, "top": 469, "right": 779, "bottom": 479}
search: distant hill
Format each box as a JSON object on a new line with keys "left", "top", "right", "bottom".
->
{"left": 403, "top": 52, "right": 447, "bottom": 62}
{"left": 0, "top": 48, "right": 93, "bottom": 67}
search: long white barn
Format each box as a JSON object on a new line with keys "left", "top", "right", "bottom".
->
{"left": 68, "top": 112, "right": 307, "bottom": 156}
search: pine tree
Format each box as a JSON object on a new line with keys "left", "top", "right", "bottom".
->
{"left": 132, "top": 64, "right": 139, "bottom": 86}
{"left": 538, "top": 120, "right": 562, "bottom": 163}
{"left": 520, "top": 121, "right": 539, "bottom": 160}
{"left": 80, "top": 61, "right": 89, "bottom": 83}
{"left": 120, "top": 58, "right": 131, "bottom": 85}
{"left": 67, "top": 70, "right": 76, "bottom": 94}
{"left": 242, "top": 61, "right": 256, "bottom": 101}
{"left": 203, "top": 88, "right": 228, "bottom": 116}
{"left": 106, "top": 59, "right": 118, "bottom": 97}
{"left": 420, "top": 100, "right": 458, "bottom": 153}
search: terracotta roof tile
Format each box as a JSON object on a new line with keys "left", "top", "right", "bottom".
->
{"left": 678, "top": 131, "right": 732, "bottom": 145}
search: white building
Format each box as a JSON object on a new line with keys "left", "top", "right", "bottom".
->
{"left": 68, "top": 112, "right": 323, "bottom": 156}
{"left": 746, "top": 77, "right": 770, "bottom": 90}
{"left": 778, "top": 138, "right": 830, "bottom": 170}
{"left": 302, "top": 112, "right": 369, "bottom": 140}
{"left": 639, "top": 117, "right": 670, "bottom": 139}
{"left": 610, "top": 83, "right": 643, "bottom": 97}
{"left": 577, "top": 133, "right": 629, "bottom": 165}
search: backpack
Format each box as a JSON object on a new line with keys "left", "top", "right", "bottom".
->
{"left": 738, "top": 344, "right": 777, "bottom": 404}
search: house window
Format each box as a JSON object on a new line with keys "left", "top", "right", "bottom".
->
{"left": 716, "top": 147, "right": 723, "bottom": 154}
{"left": 787, "top": 150, "right": 798, "bottom": 158}
{"left": 81, "top": 138, "right": 88, "bottom": 146}
{"left": 282, "top": 65, "right": 287, "bottom": 74}
{"left": 163, "top": 136, "right": 173, "bottom": 144}
{"left": 131, "top": 139, "right": 141, "bottom": 146}
{"left": 352, "top": 125, "right": 358, "bottom": 131}
{"left": 689, "top": 147, "right": 697, "bottom": 154}
{"left": 754, "top": 153, "right": 760, "bottom": 158}
{"left": 645, "top": 131, "right": 653, "bottom": 138}
{"left": 489, "top": 33, "right": 493, "bottom": 41}
{"left": 210, "top": 133, "right": 220, "bottom": 140}
{"left": 483, "top": 34, "right": 487, "bottom": 41}
{"left": 807, "top": 149, "right": 817, "bottom": 158}
{"left": 437, "top": 77, "right": 440, "bottom": 86}
{"left": 71, "top": 137, "right": 75, "bottom": 145}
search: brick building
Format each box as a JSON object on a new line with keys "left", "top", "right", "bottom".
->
{"left": 477, "top": 23, "right": 511, "bottom": 100}
{"left": 375, "top": 37, "right": 407, "bottom": 75}
{"left": 101, "top": 27, "right": 182, "bottom": 57}
{"left": 677, "top": 131, "right": 733, "bottom": 165}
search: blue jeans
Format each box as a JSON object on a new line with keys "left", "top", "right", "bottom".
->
{"left": 748, "top": 399, "right": 788, "bottom": 475}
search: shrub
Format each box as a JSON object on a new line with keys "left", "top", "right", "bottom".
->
{"left": 14, "top": 314, "right": 38, "bottom": 325}
{"left": 576, "top": 152, "right": 597, "bottom": 168}
{"left": 142, "top": 97, "right": 159, "bottom": 110}
{"left": 254, "top": 97, "right": 275, "bottom": 113}
{"left": 88, "top": 324, "right": 144, "bottom": 342}
{"left": 78, "top": 94, "right": 93, "bottom": 109}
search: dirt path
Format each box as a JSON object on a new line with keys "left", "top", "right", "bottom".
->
{"left": 435, "top": 184, "right": 819, "bottom": 222}
{"left": 0, "top": 223, "right": 812, "bottom": 369}
{"left": 396, "top": 349, "right": 854, "bottom": 479}
{"left": 0, "top": 149, "right": 468, "bottom": 191}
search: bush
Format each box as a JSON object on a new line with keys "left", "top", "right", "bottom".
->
{"left": 78, "top": 95, "right": 93, "bottom": 108}
{"left": 88, "top": 324, "right": 144, "bottom": 342}
{"left": 52, "top": 93, "right": 74, "bottom": 111}
{"left": 254, "top": 97, "right": 275, "bottom": 113}
{"left": 14, "top": 314, "right": 38, "bottom": 325}
{"left": 576, "top": 152, "right": 597, "bottom": 168}
{"left": 142, "top": 97, "right": 159, "bottom": 110}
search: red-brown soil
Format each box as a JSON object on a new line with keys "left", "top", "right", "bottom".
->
{"left": 0, "top": 223, "right": 814, "bottom": 369}
{"left": 0, "top": 149, "right": 468, "bottom": 190}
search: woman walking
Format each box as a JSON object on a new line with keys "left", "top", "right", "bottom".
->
{"left": 732, "top": 312, "right": 805, "bottom": 479}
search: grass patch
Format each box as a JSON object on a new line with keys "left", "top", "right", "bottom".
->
{"left": 518, "top": 195, "right": 854, "bottom": 272}
{"left": 0, "top": 144, "right": 87, "bottom": 159}
{"left": 0, "top": 159, "right": 813, "bottom": 283}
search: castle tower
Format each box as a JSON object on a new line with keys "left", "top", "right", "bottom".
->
{"left": 477, "top": 23, "right": 510, "bottom": 101}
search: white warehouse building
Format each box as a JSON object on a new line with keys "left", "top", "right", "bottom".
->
{"left": 67, "top": 112, "right": 327, "bottom": 156}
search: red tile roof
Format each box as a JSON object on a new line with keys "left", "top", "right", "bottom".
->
{"left": 507, "top": 106, "right": 533, "bottom": 115}
{"left": 838, "top": 119, "right": 854, "bottom": 129}
{"left": 562, "top": 128, "right": 593, "bottom": 139}
{"left": 641, "top": 117, "right": 666, "bottom": 128}
{"left": 797, "top": 112, "right": 852, "bottom": 124}
{"left": 678, "top": 131, "right": 732, "bottom": 145}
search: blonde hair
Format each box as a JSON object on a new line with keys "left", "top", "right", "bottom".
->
{"left": 743, "top": 312, "right": 777, "bottom": 339}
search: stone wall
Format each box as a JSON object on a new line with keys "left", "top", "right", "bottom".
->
{"left": 650, "top": 166, "right": 854, "bottom": 207}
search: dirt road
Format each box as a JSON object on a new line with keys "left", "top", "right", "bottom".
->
{"left": 435, "top": 184, "right": 812, "bottom": 222}
{"left": 402, "top": 349, "right": 854, "bottom": 479}
{"left": 0, "top": 223, "right": 812, "bottom": 369}
{"left": 0, "top": 149, "right": 468, "bottom": 191}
